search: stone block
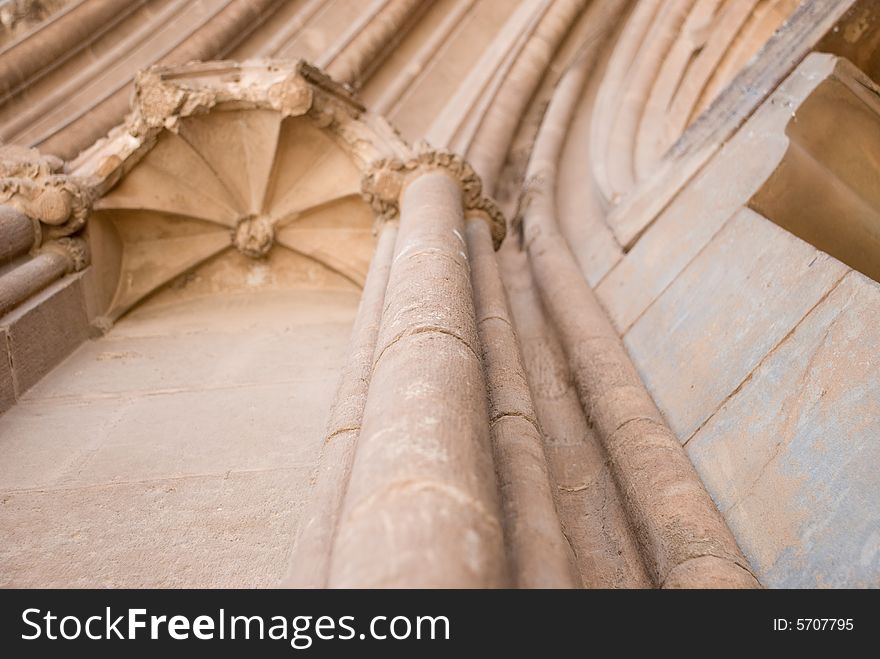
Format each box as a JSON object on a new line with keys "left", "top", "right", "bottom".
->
{"left": 0, "top": 380, "right": 334, "bottom": 491}
{"left": 0, "top": 468, "right": 307, "bottom": 587}
{"left": 2, "top": 273, "right": 90, "bottom": 398}
{"left": 24, "top": 320, "right": 349, "bottom": 400}
{"left": 687, "top": 271, "right": 880, "bottom": 587}
{"left": 625, "top": 208, "right": 846, "bottom": 441}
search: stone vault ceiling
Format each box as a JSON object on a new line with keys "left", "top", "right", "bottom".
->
{"left": 75, "top": 58, "right": 409, "bottom": 322}
{"left": 91, "top": 111, "right": 372, "bottom": 321}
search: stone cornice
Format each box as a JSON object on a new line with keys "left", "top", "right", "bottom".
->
{"left": 70, "top": 59, "right": 409, "bottom": 196}
{"left": 361, "top": 143, "right": 507, "bottom": 249}
{"left": 129, "top": 60, "right": 365, "bottom": 136}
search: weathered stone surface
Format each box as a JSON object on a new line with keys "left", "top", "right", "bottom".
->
{"left": 329, "top": 172, "right": 507, "bottom": 588}
{"left": 687, "top": 271, "right": 880, "bottom": 588}
{"left": 0, "top": 206, "right": 34, "bottom": 263}
{"left": 24, "top": 321, "right": 349, "bottom": 400}
{"left": 285, "top": 222, "right": 398, "bottom": 588}
{"left": 625, "top": 208, "right": 847, "bottom": 441}
{"left": 113, "top": 281, "right": 359, "bottom": 338}
{"left": 556, "top": 64, "right": 622, "bottom": 287}
{"left": 499, "top": 241, "right": 651, "bottom": 588}
{"left": 88, "top": 109, "right": 377, "bottom": 321}
{"left": 3, "top": 272, "right": 90, "bottom": 397}
{"left": 590, "top": 0, "right": 806, "bottom": 216}
{"left": 0, "top": 468, "right": 307, "bottom": 588}
{"left": 0, "top": 250, "right": 69, "bottom": 317}
{"left": 3, "top": 383, "right": 331, "bottom": 490}
{"left": 467, "top": 217, "right": 578, "bottom": 588}
{"left": 0, "top": 286, "right": 356, "bottom": 586}
{"left": 749, "top": 58, "right": 880, "bottom": 283}
{"left": 525, "top": 48, "right": 760, "bottom": 587}
{"left": 603, "top": 2, "right": 874, "bottom": 249}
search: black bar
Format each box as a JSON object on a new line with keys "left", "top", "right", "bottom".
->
{"left": 0, "top": 589, "right": 875, "bottom": 656}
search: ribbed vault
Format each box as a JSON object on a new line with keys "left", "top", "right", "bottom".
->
{"left": 76, "top": 58, "right": 409, "bottom": 322}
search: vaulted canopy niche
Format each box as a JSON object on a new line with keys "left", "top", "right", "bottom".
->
{"left": 73, "top": 60, "right": 409, "bottom": 323}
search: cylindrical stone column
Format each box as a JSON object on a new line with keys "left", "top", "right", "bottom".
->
{"left": 0, "top": 251, "right": 68, "bottom": 317}
{"left": 521, "top": 54, "right": 759, "bottom": 589}
{"left": 0, "top": 206, "right": 35, "bottom": 265}
{"left": 327, "top": 170, "right": 508, "bottom": 588}
{"left": 284, "top": 220, "right": 398, "bottom": 587}
{"left": 465, "top": 0, "right": 589, "bottom": 192}
{"left": 466, "top": 215, "right": 579, "bottom": 588}
{"left": 526, "top": 213, "right": 760, "bottom": 588}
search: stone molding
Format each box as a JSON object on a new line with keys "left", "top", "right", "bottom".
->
{"left": 0, "top": 56, "right": 509, "bottom": 327}
{"left": 361, "top": 142, "right": 506, "bottom": 249}
{"left": 129, "top": 60, "right": 363, "bottom": 136}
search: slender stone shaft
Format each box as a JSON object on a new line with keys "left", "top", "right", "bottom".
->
{"left": 371, "top": 0, "right": 477, "bottom": 115}
{"left": 328, "top": 171, "right": 508, "bottom": 588}
{"left": 526, "top": 209, "right": 760, "bottom": 588}
{"left": 284, "top": 221, "right": 398, "bottom": 587}
{"left": 465, "top": 216, "right": 579, "bottom": 588}
{"left": 466, "top": 0, "right": 589, "bottom": 193}
{"left": 0, "top": 207, "right": 35, "bottom": 265}
{"left": 324, "top": 0, "right": 427, "bottom": 89}
{"left": 41, "top": 0, "right": 286, "bottom": 159}
{"left": 0, "top": 251, "right": 68, "bottom": 317}
{"left": 0, "top": 0, "right": 145, "bottom": 100}
{"left": 522, "top": 60, "right": 760, "bottom": 589}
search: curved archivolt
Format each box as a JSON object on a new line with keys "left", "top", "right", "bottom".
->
{"left": 590, "top": 0, "right": 800, "bottom": 207}
{"left": 89, "top": 109, "right": 375, "bottom": 322}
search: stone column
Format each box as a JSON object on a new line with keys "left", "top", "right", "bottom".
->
{"left": 521, "top": 51, "right": 759, "bottom": 589}
{"left": 0, "top": 206, "right": 35, "bottom": 265}
{"left": 284, "top": 220, "right": 398, "bottom": 587}
{"left": 327, "top": 164, "right": 508, "bottom": 588}
{"left": 0, "top": 0, "right": 141, "bottom": 99}
{"left": 324, "top": 0, "right": 427, "bottom": 89}
{"left": 0, "top": 149, "right": 91, "bottom": 317}
{"left": 465, "top": 215, "right": 579, "bottom": 588}
{"left": 0, "top": 238, "right": 87, "bottom": 316}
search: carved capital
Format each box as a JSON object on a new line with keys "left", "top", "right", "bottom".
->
{"left": 0, "top": 145, "right": 92, "bottom": 247}
{"left": 361, "top": 143, "right": 506, "bottom": 248}
{"left": 128, "top": 60, "right": 366, "bottom": 138}
{"left": 41, "top": 236, "right": 90, "bottom": 273}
